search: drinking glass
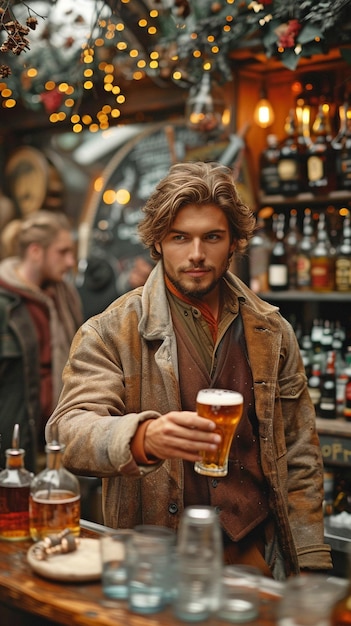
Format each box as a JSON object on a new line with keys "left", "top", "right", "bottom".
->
{"left": 173, "top": 506, "right": 223, "bottom": 622}
{"left": 128, "top": 524, "right": 176, "bottom": 614}
{"left": 195, "top": 388, "right": 243, "bottom": 477}
{"left": 277, "top": 574, "right": 346, "bottom": 626}
{"left": 100, "top": 529, "right": 134, "bottom": 600}
{"left": 218, "top": 564, "right": 260, "bottom": 623}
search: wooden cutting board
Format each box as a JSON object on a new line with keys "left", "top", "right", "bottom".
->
{"left": 27, "top": 538, "right": 101, "bottom": 582}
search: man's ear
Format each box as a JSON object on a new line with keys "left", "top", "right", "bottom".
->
{"left": 229, "top": 239, "right": 237, "bottom": 256}
{"left": 27, "top": 241, "right": 44, "bottom": 261}
{"left": 155, "top": 242, "right": 161, "bottom": 254}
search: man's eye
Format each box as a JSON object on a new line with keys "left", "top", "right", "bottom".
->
{"left": 206, "top": 233, "right": 220, "bottom": 241}
{"left": 173, "top": 234, "right": 186, "bottom": 241}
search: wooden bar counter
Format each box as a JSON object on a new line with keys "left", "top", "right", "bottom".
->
{"left": 0, "top": 520, "right": 281, "bottom": 626}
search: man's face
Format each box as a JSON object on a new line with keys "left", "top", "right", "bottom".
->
{"left": 41, "top": 229, "right": 76, "bottom": 283}
{"left": 155, "top": 203, "right": 235, "bottom": 303}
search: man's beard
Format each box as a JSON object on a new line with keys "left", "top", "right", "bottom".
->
{"left": 164, "top": 268, "right": 224, "bottom": 300}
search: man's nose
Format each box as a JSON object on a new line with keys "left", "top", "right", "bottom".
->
{"left": 189, "top": 239, "right": 205, "bottom": 262}
{"left": 66, "top": 252, "right": 76, "bottom": 268}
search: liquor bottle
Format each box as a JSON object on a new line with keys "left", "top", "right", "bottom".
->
{"left": 335, "top": 213, "right": 351, "bottom": 292}
{"left": 268, "top": 214, "right": 289, "bottom": 291}
{"left": 306, "top": 102, "right": 336, "bottom": 194}
{"left": 319, "top": 350, "right": 337, "bottom": 419}
{"left": 311, "top": 318, "right": 323, "bottom": 358}
{"left": 259, "top": 134, "right": 281, "bottom": 195}
{"left": 323, "top": 469, "right": 334, "bottom": 516}
{"left": 248, "top": 215, "right": 271, "bottom": 293}
{"left": 277, "top": 110, "right": 301, "bottom": 196}
{"left": 320, "top": 319, "right": 333, "bottom": 356}
{"left": 336, "top": 359, "right": 349, "bottom": 418}
{"left": 295, "top": 103, "right": 312, "bottom": 192}
{"left": 332, "top": 96, "right": 351, "bottom": 191}
{"left": 343, "top": 349, "right": 351, "bottom": 421}
{"left": 284, "top": 208, "right": 301, "bottom": 289}
{"left": 330, "top": 549, "right": 351, "bottom": 625}
{"left": 300, "top": 334, "right": 313, "bottom": 379}
{"left": 0, "top": 424, "right": 33, "bottom": 541}
{"left": 310, "top": 212, "right": 335, "bottom": 292}
{"left": 307, "top": 361, "right": 322, "bottom": 411}
{"left": 29, "top": 439, "right": 80, "bottom": 542}
{"left": 296, "top": 208, "right": 314, "bottom": 290}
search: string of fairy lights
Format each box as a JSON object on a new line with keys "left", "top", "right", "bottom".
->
{"left": 0, "top": 0, "right": 350, "bottom": 133}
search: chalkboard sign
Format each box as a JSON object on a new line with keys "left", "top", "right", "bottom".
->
{"left": 319, "top": 433, "right": 351, "bottom": 466}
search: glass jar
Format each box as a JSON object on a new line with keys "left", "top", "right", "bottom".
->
{"left": 29, "top": 440, "right": 80, "bottom": 542}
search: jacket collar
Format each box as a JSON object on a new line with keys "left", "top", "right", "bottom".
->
{"left": 139, "top": 261, "right": 280, "bottom": 340}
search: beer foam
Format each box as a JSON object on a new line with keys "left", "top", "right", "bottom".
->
{"left": 197, "top": 389, "right": 243, "bottom": 406}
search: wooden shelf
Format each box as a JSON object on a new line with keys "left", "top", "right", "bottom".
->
{"left": 259, "top": 190, "right": 351, "bottom": 208}
{"left": 316, "top": 418, "right": 351, "bottom": 467}
{"left": 259, "top": 291, "right": 351, "bottom": 302}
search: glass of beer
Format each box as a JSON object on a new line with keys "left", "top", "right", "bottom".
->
{"left": 194, "top": 388, "right": 243, "bottom": 477}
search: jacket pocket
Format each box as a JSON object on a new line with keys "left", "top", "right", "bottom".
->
{"left": 278, "top": 372, "right": 306, "bottom": 400}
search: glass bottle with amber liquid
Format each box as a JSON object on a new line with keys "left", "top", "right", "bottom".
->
{"left": 332, "top": 96, "right": 351, "bottom": 191}
{"left": 330, "top": 547, "right": 351, "bottom": 625}
{"left": 260, "top": 134, "right": 281, "bottom": 195}
{"left": 310, "top": 212, "right": 335, "bottom": 292}
{"left": 296, "top": 208, "right": 315, "bottom": 290}
{"left": 335, "top": 212, "right": 351, "bottom": 292}
{"left": 29, "top": 439, "right": 80, "bottom": 542}
{"left": 248, "top": 214, "right": 271, "bottom": 293}
{"left": 277, "top": 110, "right": 302, "bottom": 196}
{"left": 0, "top": 424, "right": 33, "bottom": 541}
{"left": 306, "top": 102, "right": 336, "bottom": 194}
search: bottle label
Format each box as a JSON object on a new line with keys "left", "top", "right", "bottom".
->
{"left": 310, "top": 261, "right": 331, "bottom": 290}
{"left": 249, "top": 247, "right": 269, "bottom": 292}
{"left": 277, "top": 158, "right": 299, "bottom": 181}
{"left": 320, "top": 399, "right": 336, "bottom": 412}
{"left": 307, "top": 155, "right": 326, "bottom": 184}
{"left": 268, "top": 265, "right": 288, "bottom": 287}
{"left": 261, "top": 165, "right": 280, "bottom": 194}
{"left": 308, "top": 387, "right": 321, "bottom": 405}
{"left": 335, "top": 258, "right": 351, "bottom": 291}
{"left": 339, "top": 155, "right": 351, "bottom": 189}
{"left": 297, "top": 256, "right": 311, "bottom": 287}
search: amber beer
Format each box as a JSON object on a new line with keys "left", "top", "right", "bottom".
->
{"left": 195, "top": 389, "right": 243, "bottom": 477}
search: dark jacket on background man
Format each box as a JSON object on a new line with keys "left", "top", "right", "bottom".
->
{"left": 0, "top": 257, "right": 82, "bottom": 472}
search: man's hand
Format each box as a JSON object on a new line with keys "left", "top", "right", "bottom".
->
{"left": 144, "top": 411, "right": 221, "bottom": 462}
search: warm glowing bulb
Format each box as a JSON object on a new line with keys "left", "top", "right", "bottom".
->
{"left": 253, "top": 98, "right": 275, "bottom": 129}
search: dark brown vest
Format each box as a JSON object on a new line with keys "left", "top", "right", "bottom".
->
{"left": 173, "top": 312, "right": 270, "bottom": 542}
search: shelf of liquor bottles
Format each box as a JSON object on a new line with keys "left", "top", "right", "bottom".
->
{"left": 257, "top": 291, "right": 351, "bottom": 341}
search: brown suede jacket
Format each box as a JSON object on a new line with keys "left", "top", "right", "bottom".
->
{"left": 46, "top": 261, "right": 332, "bottom": 579}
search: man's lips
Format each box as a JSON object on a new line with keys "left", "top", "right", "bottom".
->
{"left": 184, "top": 268, "right": 210, "bottom": 277}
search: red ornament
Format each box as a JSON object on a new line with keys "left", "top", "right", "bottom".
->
{"left": 39, "top": 88, "right": 63, "bottom": 113}
{"left": 276, "top": 19, "right": 302, "bottom": 49}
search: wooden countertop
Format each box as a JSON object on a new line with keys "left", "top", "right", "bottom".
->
{"left": 0, "top": 520, "right": 281, "bottom": 626}
{"left": 316, "top": 418, "right": 351, "bottom": 438}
